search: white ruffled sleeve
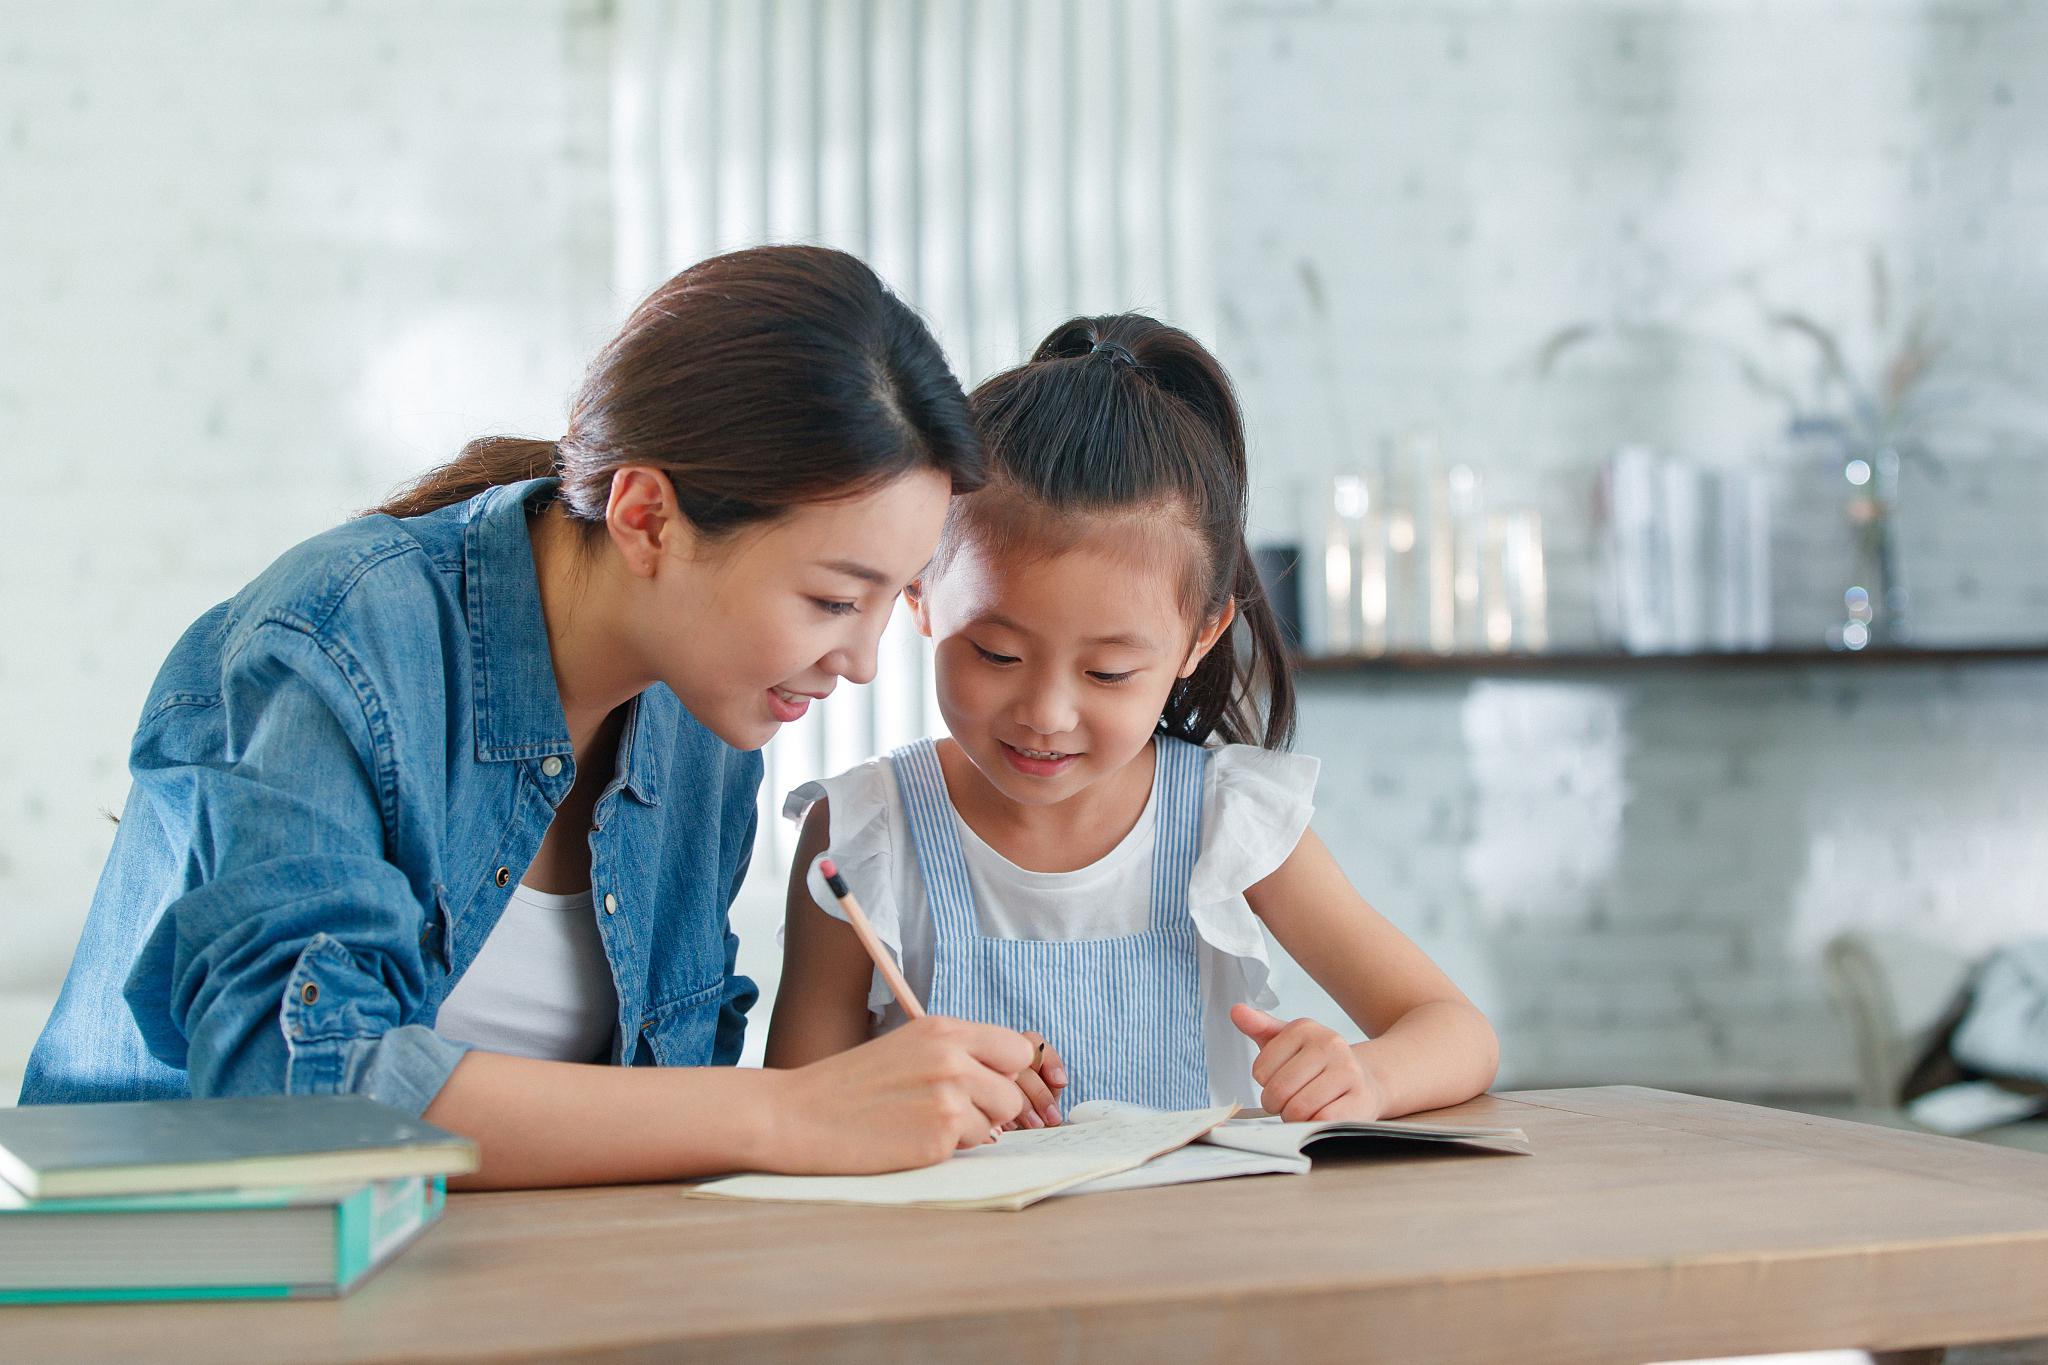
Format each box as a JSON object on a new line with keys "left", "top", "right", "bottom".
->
{"left": 1186, "top": 744, "right": 1321, "bottom": 1012}
{"left": 781, "top": 758, "right": 904, "bottom": 1021}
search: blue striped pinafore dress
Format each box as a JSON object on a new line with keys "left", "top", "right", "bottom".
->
{"left": 887, "top": 735, "right": 1211, "bottom": 1115}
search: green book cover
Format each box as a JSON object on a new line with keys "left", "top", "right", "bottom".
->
{"left": 0, "top": 1094, "right": 477, "bottom": 1198}
{"left": 0, "top": 1176, "right": 445, "bottom": 1303}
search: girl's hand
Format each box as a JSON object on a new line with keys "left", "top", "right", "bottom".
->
{"left": 1231, "top": 1004, "right": 1387, "bottom": 1122}
{"left": 765, "top": 1015, "right": 1035, "bottom": 1173}
{"left": 1002, "top": 1030, "right": 1068, "bottom": 1130}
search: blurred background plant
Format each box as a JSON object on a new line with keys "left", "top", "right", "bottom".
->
{"left": 1527, "top": 243, "right": 1967, "bottom": 647}
{"left": 1530, "top": 245, "right": 1954, "bottom": 465}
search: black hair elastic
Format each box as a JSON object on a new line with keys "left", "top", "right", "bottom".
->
{"left": 1090, "top": 339, "right": 1138, "bottom": 367}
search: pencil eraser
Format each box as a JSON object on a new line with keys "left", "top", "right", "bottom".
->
{"left": 818, "top": 858, "right": 838, "bottom": 879}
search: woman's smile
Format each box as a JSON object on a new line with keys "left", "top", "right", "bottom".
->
{"left": 769, "top": 685, "right": 824, "bottom": 722}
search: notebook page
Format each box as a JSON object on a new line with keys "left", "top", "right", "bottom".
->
{"left": 688, "top": 1105, "right": 1236, "bottom": 1211}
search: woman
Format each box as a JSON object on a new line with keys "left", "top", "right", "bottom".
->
{"left": 21, "top": 245, "right": 1038, "bottom": 1186}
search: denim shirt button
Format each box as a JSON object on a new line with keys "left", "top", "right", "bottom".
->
{"left": 603, "top": 893, "right": 618, "bottom": 915}
{"left": 494, "top": 866, "right": 510, "bottom": 888}
{"left": 541, "top": 756, "right": 563, "bottom": 778}
{"left": 300, "top": 982, "right": 319, "bottom": 1006}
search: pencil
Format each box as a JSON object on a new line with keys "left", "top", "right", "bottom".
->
{"left": 817, "top": 858, "right": 924, "bottom": 1019}
{"left": 816, "top": 858, "right": 1048, "bottom": 1140}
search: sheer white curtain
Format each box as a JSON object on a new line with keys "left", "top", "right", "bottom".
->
{"left": 607, "top": 3, "right": 1212, "bottom": 1029}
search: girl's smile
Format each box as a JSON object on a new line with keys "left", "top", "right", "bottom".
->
{"left": 998, "top": 739, "right": 1082, "bottom": 777}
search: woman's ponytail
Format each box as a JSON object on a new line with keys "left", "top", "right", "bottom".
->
{"left": 372, "top": 437, "right": 559, "bottom": 521}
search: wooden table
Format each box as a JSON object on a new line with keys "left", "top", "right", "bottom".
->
{"left": 6, "top": 1086, "right": 2048, "bottom": 1364}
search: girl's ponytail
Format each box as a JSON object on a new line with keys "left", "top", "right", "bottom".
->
{"left": 1164, "top": 539, "right": 1297, "bottom": 749}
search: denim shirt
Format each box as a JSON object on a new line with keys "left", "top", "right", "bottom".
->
{"left": 20, "top": 479, "right": 762, "bottom": 1114}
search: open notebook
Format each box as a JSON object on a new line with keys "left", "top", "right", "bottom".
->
{"left": 687, "top": 1101, "right": 1529, "bottom": 1212}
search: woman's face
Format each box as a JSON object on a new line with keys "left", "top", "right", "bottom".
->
{"left": 639, "top": 467, "right": 954, "bottom": 750}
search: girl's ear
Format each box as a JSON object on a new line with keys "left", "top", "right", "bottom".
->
{"left": 903, "top": 578, "right": 935, "bottom": 638}
{"left": 605, "top": 464, "right": 687, "bottom": 578}
{"left": 1179, "top": 598, "right": 1237, "bottom": 677}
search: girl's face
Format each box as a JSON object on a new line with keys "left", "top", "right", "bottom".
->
{"left": 909, "top": 519, "right": 1230, "bottom": 807}
{"left": 643, "top": 467, "right": 954, "bottom": 750}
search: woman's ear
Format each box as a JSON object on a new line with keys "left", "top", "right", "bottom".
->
{"left": 605, "top": 465, "right": 686, "bottom": 578}
{"left": 902, "top": 578, "right": 934, "bottom": 637}
{"left": 1179, "top": 598, "right": 1237, "bottom": 677}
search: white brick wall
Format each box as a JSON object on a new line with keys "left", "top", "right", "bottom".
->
{"left": 0, "top": 0, "right": 614, "bottom": 1100}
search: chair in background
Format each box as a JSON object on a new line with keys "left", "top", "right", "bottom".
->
{"left": 1822, "top": 929, "right": 2048, "bottom": 1153}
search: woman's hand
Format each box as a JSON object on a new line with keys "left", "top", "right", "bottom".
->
{"left": 1002, "top": 1031, "right": 1068, "bottom": 1129}
{"left": 1231, "top": 1004, "right": 1387, "bottom": 1122}
{"left": 763, "top": 1015, "right": 1035, "bottom": 1173}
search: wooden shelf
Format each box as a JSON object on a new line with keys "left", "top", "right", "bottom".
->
{"left": 1294, "top": 645, "right": 2048, "bottom": 677}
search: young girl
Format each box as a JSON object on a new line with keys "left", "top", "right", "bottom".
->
{"left": 768, "top": 315, "right": 1499, "bottom": 1127}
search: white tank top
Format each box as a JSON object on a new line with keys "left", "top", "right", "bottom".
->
{"left": 434, "top": 883, "right": 619, "bottom": 1062}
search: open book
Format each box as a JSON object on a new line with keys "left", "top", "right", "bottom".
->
{"left": 687, "top": 1101, "right": 1528, "bottom": 1212}
{"left": 1054, "top": 1100, "right": 1531, "bottom": 1196}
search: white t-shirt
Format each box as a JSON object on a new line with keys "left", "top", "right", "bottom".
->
{"left": 784, "top": 741, "right": 1320, "bottom": 1107}
{"left": 434, "top": 883, "right": 619, "bottom": 1063}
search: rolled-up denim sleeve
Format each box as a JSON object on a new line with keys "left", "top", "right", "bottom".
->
{"left": 126, "top": 619, "right": 470, "bottom": 1115}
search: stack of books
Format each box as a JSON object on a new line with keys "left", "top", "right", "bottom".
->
{"left": 0, "top": 1094, "right": 478, "bottom": 1303}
